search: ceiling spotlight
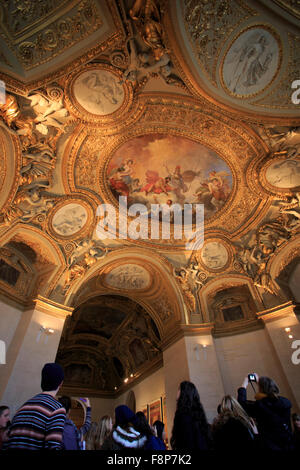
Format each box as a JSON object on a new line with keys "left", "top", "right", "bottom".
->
{"left": 285, "top": 327, "right": 291, "bottom": 332}
{"left": 130, "top": 373, "right": 134, "bottom": 377}
{"left": 124, "top": 378, "right": 128, "bottom": 383}
{"left": 114, "top": 387, "right": 117, "bottom": 390}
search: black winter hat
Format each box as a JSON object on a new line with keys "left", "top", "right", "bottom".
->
{"left": 41, "top": 363, "right": 64, "bottom": 391}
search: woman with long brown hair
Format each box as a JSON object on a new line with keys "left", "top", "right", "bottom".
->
{"left": 170, "top": 381, "right": 211, "bottom": 450}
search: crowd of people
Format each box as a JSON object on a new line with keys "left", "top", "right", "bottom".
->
{"left": 0, "top": 363, "right": 299, "bottom": 451}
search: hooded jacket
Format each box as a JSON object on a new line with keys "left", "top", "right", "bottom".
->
{"left": 101, "top": 426, "right": 147, "bottom": 450}
{"left": 238, "top": 387, "right": 293, "bottom": 450}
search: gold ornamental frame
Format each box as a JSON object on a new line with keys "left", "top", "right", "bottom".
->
{"left": 46, "top": 196, "right": 95, "bottom": 242}
{"left": 64, "top": 63, "right": 134, "bottom": 126}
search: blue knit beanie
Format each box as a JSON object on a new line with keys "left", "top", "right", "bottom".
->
{"left": 115, "top": 405, "right": 136, "bottom": 426}
{"left": 41, "top": 363, "right": 64, "bottom": 391}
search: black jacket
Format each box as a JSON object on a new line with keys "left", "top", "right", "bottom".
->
{"left": 237, "top": 387, "right": 293, "bottom": 450}
{"left": 212, "top": 412, "right": 258, "bottom": 451}
{"left": 171, "top": 411, "right": 211, "bottom": 450}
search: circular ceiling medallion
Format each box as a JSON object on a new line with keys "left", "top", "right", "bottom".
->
{"left": 200, "top": 240, "right": 229, "bottom": 270}
{"left": 221, "top": 26, "right": 281, "bottom": 98}
{"left": 265, "top": 158, "right": 300, "bottom": 189}
{"left": 73, "top": 69, "right": 125, "bottom": 116}
{"left": 49, "top": 201, "right": 91, "bottom": 239}
{"left": 105, "top": 134, "right": 233, "bottom": 221}
{"left": 105, "top": 264, "right": 151, "bottom": 290}
{"left": 65, "top": 64, "right": 133, "bottom": 124}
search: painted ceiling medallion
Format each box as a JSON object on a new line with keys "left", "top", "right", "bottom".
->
{"left": 51, "top": 203, "right": 88, "bottom": 237}
{"left": 200, "top": 241, "right": 229, "bottom": 270}
{"left": 222, "top": 26, "right": 281, "bottom": 97}
{"left": 265, "top": 158, "right": 300, "bottom": 189}
{"left": 73, "top": 69, "right": 125, "bottom": 116}
{"left": 105, "top": 264, "right": 151, "bottom": 290}
{"left": 106, "top": 134, "right": 233, "bottom": 220}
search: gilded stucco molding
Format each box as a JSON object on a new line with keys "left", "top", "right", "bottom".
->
{"left": 164, "top": 1, "right": 299, "bottom": 123}
{"left": 181, "top": 0, "right": 257, "bottom": 86}
{"left": 254, "top": 32, "right": 300, "bottom": 110}
{"left": 33, "top": 294, "right": 73, "bottom": 319}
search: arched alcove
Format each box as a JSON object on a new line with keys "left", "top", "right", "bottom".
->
{"left": 56, "top": 294, "right": 162, "bottom": 397}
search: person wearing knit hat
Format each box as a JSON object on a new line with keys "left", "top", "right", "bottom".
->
{"left": 6, "top": 363, "right": 66, "bottom": 450}
{"left": 101, "top": 405, "right": 147, "bottom": 450}
{"left": 41, "top": 362, "right": 64, "bottom": 392}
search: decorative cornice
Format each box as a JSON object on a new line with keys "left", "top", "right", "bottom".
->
{"left": 257, "top": 300, "right": 299, "bottom": 322}
{"left": 33, "top": 295, "right": 73, "bottom": 319}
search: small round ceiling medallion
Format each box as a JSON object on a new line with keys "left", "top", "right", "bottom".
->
{"left": 200, "top": 240, "right": 229, "bottom": 270}
{"left": 73, "top": 68, "right": 125, "bottom": 116}
{"left": 50, "top": 202, "right": 89, "bottom": 238}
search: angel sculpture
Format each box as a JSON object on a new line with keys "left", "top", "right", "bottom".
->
{"left": 249, "top": 247, "right": 277, "bottom": 295}
{"left": 173, "top": 267, "right": 198, "bottom": 313}
{"left": 279, "top": 192, "right": 300, "bottom": 221}
{"left": 27, "top": 91, "right": 69, "bottom": 135}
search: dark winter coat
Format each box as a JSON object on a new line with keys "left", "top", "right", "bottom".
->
{"left": 237, "top": 388, "right": 293, "bottom": 450}
{"left": 171, "top": 411, "right": 211, "bottom": 450}
{"left": 212, "top": 411, "right": 259, "bottom": 451}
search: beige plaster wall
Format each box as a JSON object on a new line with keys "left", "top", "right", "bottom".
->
{"left": 114, "top": 367, "right": 165, "bottom": 413}
{"left": 184, "top": 335, "right": 225, "bottom": 423}
{"left": 163, "top": 336, "right": 190, "bottom": 439}
{"left": 0, "top": 297, "right": 23, "bottom": 349}
{"left": 88, "top": 398, "right": 115, "bottom": 422}
{"left": 1, "top": 306, "right": 66, "bottom": 415}
{"left": 263, "top": 313, "right": 300, "bottom": 410}
{"left": 289, "top": 263, "right": 300, "bottom": 302}
{"left": 213, "top": 327, "right": 296, "bottom": 408}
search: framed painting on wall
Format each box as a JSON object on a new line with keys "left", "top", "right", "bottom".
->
{"left": 149, "top": 398, "right": 162, "bottom": 426}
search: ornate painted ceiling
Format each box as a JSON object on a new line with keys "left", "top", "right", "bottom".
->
{"left": 0, "top": 0, "right": 299, "bottom": 396}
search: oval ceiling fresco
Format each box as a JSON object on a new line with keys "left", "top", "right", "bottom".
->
{"left": 106, "top": 134, "right": 233, "bottom": 220}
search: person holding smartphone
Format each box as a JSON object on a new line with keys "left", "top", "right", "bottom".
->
{"left": 237, "top": 374, "right": 294, "bottom": 450}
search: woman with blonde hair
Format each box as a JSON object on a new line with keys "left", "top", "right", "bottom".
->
{"left": 95, "top": 415, "right": 113, "bottom": 450}
{"left": 84, "top": 421, "right": 99, "bottom": 450}
{"left": 212, "top": 395, "right": 259, "bottom": 450}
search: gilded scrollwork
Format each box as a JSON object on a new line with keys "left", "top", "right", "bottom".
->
{"left": 182, "top": 0, "right": 256, "bottom": 85}
{"left": 12, "top": 0, "right": 103, "bottom": 70}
